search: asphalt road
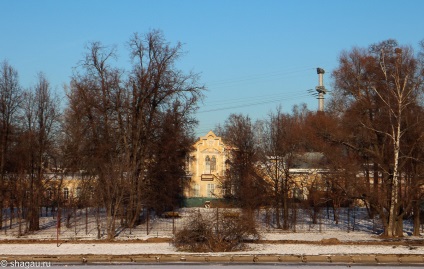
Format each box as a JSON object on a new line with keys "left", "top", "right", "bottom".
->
{"left": 46, "top": 264, "right": 424, "bottom": 269}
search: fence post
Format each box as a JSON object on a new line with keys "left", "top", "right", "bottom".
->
{"left": 147, "top": 208, "right": 150, "bottom": 235}
{"left": 172, "top": 208, "right": 175, "bottom": 235}
{"left": 85, "top": 207, "right": 88, "bottom": 235}
{"left": 9, "top": 204, "right": 13, "bottom": 229}
{"left": 216, "top": 207, "right": 219, "bottom": 235}
{"left": 372, "top": 216, "right": 375, "bottom": 233}
{"left": 74, "top": 206, "right": 77, "bottom": 235}
{"left": 57, "top": 205, "right": 61, "bottom": 247}
{"left": 347, "top": 206, "right": 350, "bottom": 233}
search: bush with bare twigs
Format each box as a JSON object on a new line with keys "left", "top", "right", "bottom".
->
{"left": 173, "top": 209, "right": 259, "bottom": 252}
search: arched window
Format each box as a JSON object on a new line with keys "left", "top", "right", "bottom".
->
{"left": 210, "top": 156, "right": 216, "bottom": 172}
{"left": 76, "top": 187, "right": 82, "bottom": 198}
{"left": 89, "top": 186, "right": 94, "bottom": 199}
{"left": 194, "top": 184, "right": 200, "bottom": 197}
{"left": 46, "top": 188, "right": 53, "bottom": 200}
{"left": 63, "top": 188, "right": 69, "bottom": 200}
{"left": 205, "top": 155, "right": 210, "bottom": 173}
{"left": 225, "top": 159, "right": 231, "bottom": 176}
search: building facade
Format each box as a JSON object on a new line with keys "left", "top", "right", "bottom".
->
{"left": 185, "top": 131, "right": 230, "bottom": 200}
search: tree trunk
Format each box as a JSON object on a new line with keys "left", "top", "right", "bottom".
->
{"left": 28, "top": 206, "right": 40, "bottom": 231}
{"left": 18, "top": 206, "right": 22, "bottom": 236}
{"left": 0, "top": 199, "right": 3, "bottom": 229}
{"left": 332, "top": 201, "right": 340, "bottom": 225}
{"left": 387, "top": 111, "right": 402, "bottom": 237}
{"left": 282, "top": 184, "right": 289, "bottom": 230}
{"left": 312, "top": 206, "right": 319, "bottom": 225}
{"left": 413, "top": 201, "right": 421, "bottom": 236}
{"left": 274, "top": 181, "right": 281, "bottom": 229}
{"left": 96, "top": 207, "right": 101, "bottom": 239}
{"left": 28, "top": 172, "right": 41, "bottom": 232}
{"left": 106, "top": 206, "right": 114, "bottom": 239}
{"left": 395, "top": 216, "right": 404, "bottom": 237}
{"left": 9, "top": 201, "right": 14, "bottom": 229}
{"left": 370, "top": 162, "right": 379, "bottom": 219}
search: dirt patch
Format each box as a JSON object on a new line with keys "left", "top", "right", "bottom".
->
{"left": 320, "top": 238, "right": 340, "bottom": 245}
{"left": 143, "top": 237, "right": 171, "bottom": 243}
{"left": 256, "top": 239, "right": 424, "bottom": 246}
{"left": 1, "top": 237, "right": 422, "bottom": 246}
{"left": 0, "top": 237, "right": 172, "bottom": 244}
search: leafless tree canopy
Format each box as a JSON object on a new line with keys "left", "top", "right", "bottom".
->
{"left": 217, "top": 114, "right": 268, "bottom": 210}
{"left": 0, "top": 65, "right": 61, "bottom": 232}
{"left": 0, "top": 61, "right": 23, "bottom": 230}
{"left": 327, "top": 39, "right": 424, "bottom": 236}
{"left": 213, "top": 40, "right": 423, "bottom": 238}
{"left": 63, "top": 30, "right": 205, "bottom": 238}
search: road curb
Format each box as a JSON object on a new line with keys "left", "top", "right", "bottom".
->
{"left": 1, "top": 254, "right": 423, "bottom": 264}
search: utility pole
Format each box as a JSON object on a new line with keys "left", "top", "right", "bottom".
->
{"left": 316, "top": 68, "right": 327, "bottom": 112}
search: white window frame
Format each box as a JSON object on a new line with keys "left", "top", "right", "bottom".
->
{"left": 207, "top": 183, "right": 215, "bottom": 198}
{"left": 194, "top": 184, "right": 200, "bottom": 197}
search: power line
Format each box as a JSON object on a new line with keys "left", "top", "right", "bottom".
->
{"left": 193, "top": 66, "right": 329, "bottom": 135}
{"left": 197, "top": 91, "right": 311, "bottom": 114}
{"left": 197, "top": 67, "right": 319, "bottom": 112}
{"left": 204, "top": 91, "right": 290, "bottom": 106}
{"left": 205, "top": 67, "right": 314, "bottom": 87}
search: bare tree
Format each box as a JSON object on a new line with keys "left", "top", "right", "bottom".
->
{"left": 66, "top": 41, "right": 125, "bottom": 239}
{"left": 304, "top": 111, "right": 361, "bottom": 225}
{"left": 257, "top": 106, "right": 307, "bottom": 229}
{"left": 331, "top": 40, "right": 424, "bottom": 237}
{"left": 218, "top": 114, "right": 267, "bottom": 212}
{"left": 64, "top": 30, "right": 205, "bottom": 237}
{"left": 143, "top": 105, "right": 197, "bottom": 214}
{"left": 122, "top": 30, "right": 204, "bottom": 225}
{"left": 20, "top": 73, "right": 61, "bottom": 231}
{"left": 0, "top": 61, "right": 22, "bottom": 229}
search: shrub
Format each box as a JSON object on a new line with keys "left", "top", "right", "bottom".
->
{"left": 173, "top": 209, "right": 259, "bottom": 252}
{"left": 162, "top": 211, "right": 180, "bottom": 218}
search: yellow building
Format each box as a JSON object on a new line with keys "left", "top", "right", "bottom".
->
{"left": 43, "top": 174, "right": 85, "bottom": 205}
{"left": 185, "top": 131, "right": 230, "bottom": 200}
{"left": 184, "top": 132, "right": 326, "bottom": 205}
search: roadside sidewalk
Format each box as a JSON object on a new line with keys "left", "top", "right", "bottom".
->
{"left": 1, "top": 230, "right": 423, "bottom": 265}
{"left": 1, "top": 240, "right": 423, "bottom": 265}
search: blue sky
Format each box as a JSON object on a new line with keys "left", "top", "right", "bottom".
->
{"left": 1, "top": 0, "right": 423, "bottom": 136}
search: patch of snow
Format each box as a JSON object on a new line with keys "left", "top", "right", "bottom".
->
{"left": 0, "top": 242, "right": 423, "bottom": 256}
{"left": 261, "top": 231, "right": 380, "bottom": 241}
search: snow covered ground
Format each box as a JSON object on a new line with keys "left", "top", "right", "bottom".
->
{"left": 1, "top": 237, "right": 423, "bottom": 256}
{"left": 1, "top": 230, "right": 423, "bottom": 256}
{"left": 260, "top": 231, "right": 378, "bottom": 241}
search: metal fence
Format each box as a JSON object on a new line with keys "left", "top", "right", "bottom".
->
{"left": 255, "top": 207, "right": 386, "bottom": 234}
{"left": 0, "top": 206, "right": 420, "bottom": 239}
